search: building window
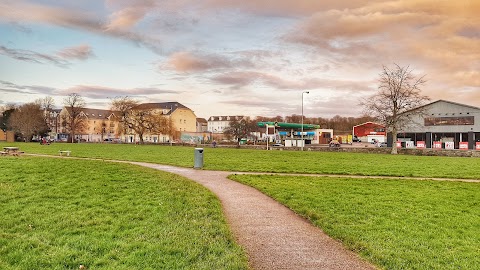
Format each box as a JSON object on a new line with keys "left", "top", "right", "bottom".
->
{"left": 424, "top": 116, "right": 474, "bottom": 126}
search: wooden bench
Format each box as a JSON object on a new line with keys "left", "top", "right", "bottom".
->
{"left": 59, "top": 150, "right": 71, "bottom": 156}
{"left": 0, "top": 151, "right": 7, "bottom": 156}
{"left": 12, "top": 151, "right": 25, "bottom": 156}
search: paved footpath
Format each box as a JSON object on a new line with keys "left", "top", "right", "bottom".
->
{"left": 130, "top": 162, "right": 376, "bottom": 270}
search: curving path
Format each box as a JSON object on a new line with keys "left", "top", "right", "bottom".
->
{"left": 130, "top": 162, "right": 376, "bottom": 270}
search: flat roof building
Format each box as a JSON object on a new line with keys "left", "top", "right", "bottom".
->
{"left": 389, "top": 100, "right": 480, "bottom": 149}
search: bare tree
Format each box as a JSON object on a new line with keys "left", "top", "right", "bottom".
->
{"left": 63, "top": 93, "right": 86, "bottom": 143}
{"left": 35, "top": 96, "right": 55, "bottom": 112}
{"left": 224, "top": 117, "right": 256, "bottom": 145}
{"left": 363, "top": 64, "right": 429, "bottom": 154}
{"left": 111, "top": 96, "right": 172, "bottom": 144}
{"left": 96, "top": 120, "right": 108, "bottom": 141}
{"left": 8, "top": 103, "right": 48, "bottom": 141}
{"left": 1, "top": 104, "right": 17, "bottom": 131}
{"left": 35, "top": 96, "right": 56, "bottom": 135}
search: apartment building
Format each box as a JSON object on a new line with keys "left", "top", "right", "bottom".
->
{"left": 207, "top": 115, "right": 244, "bottom": 133}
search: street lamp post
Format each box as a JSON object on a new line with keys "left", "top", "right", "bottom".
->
{"left": 301, "top": 91, "right": 309, "bottom": 151}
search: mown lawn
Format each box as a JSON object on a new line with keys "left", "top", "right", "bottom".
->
{"left": 0, "top": 156, "right": 248, "bottom": 269}
{"left": 230, "top": 174, "right": 480, "bottom": 270}
{"left": 4, "top": 142, "right": 480, "bottom": 179}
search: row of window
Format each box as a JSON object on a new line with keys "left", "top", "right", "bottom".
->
{"left": 424, "top": 116, "right": 474, "bottom": 126}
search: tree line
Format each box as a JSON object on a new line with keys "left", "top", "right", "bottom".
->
{"left": 0, "top": 94, "right": 176, "bottom": 143}
{"left": 2, "top": 63, "right": 429, "bottom": 153}
{"left": 1, "top": 94, "right": 375, "bottom": 143}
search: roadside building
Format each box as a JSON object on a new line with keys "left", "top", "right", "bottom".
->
{"left": 352, "top": 122, "right": 386, "bottom": 143}
{"left": 207, "top": 116, "right": 244, "bottom": 134}
{"left": 59, "top": 107, "right": 120, "bottom": 142}
{"left": 127, "top": 102, "right": 197, "bottom": 143}
{"left": 257, "top": 122, "right": 333, "bottom": 146}
{"left": 45, "top": 109, "right": 62, "bottom": 141}
{"left": 196, "top": 118, "right": 208, "bottom": 132}
{"left": 390, "top": 100, "right": 480, "bottom": 149}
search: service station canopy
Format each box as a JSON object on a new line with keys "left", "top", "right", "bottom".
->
{"left": 256, "top": 122, "right": 320, "bottom": 130}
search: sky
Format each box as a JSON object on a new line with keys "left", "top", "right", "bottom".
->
{"left": 0, "top": 0, "right": 479, "bottom": 119}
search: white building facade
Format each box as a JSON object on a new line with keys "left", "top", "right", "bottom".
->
{"left": 207, "top": 116, "right": 244, "bottom": 133}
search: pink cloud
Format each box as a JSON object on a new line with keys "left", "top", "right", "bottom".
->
{"left": 0, "top": 44, "right": 93, "bottom": 66}
{"left": 56, "top": 44, "right": 94, "bottom": 60}
{"left": 58, "top": 85, "right": 178, "bottom": 99}
{"left": 165, "top": 52, "right": 232, "bottom": 72}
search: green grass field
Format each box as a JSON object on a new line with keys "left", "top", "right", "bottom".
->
{"left": 4, "top": 142, "right": 480, "bottom": 179}
{"left": 2, "top": 142, "right": 480, "bottom": 269}
{"left": 230, "top": 174, "right": 480, "bottom": 270}
{"left": 0, "top": 156, "right": 248, "bottom": 269}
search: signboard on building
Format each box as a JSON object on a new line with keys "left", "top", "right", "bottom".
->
{"left": 417, "top": 141, "right": 425, "bottom": 149}
{"left": 396, "top": 141, "right": 402, "bottom": 148}
{"left": 406, "top": 141, "right": 415, "bottom": 148}
{"left": 476, "top": 142, "right": 480, "bottom": 150}
{"left": 433, "top": 141, "right": 442, "bottom": 149}
{"left": 445, "top": 142, "right": 454, "bottom": 150}
{"left": 459, "top": 142, "right": 468, "bottom": 150}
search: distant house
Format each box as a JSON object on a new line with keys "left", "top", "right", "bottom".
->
{"left": 196, "top": 118, "right": 208, "bottom": 132}
{"left": 352, "top": 122, "right": 386, "bottom": 143}
{"left": 58, "top": 102, "right": 198, "bottom": 143}
{"left": 207, "top": 115, "right": 244, "bottom": 133}
{"left": 59, "top": 107, "right": 120, "bottom": 142}
{"left": 135, "top": 102, "right": 197, "bottom": 133}
{"left": 126, "top": 102, "right": 197, "bottom": 143}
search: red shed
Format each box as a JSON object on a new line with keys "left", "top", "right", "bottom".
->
{"left": 352, "top": 122, "right": 386, "bottom": 138}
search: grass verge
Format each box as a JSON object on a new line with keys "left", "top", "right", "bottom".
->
{"left": 0, "top": 156, "right": 248, "bottom": 269}
{"left": 5, "top": 142, "right": 480, "bottom": 179}
{"left": 229, "top": 174, "right": 480, "bottom": 270}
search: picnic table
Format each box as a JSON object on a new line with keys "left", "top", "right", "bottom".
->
{"left": 1, "top": 147, "right": 24, "bottom": 156}
{"left": 59, "top": 150, "right": 72, "bottom": 156}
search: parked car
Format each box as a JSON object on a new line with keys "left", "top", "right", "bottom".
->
{"left": 104, "top": 138, "right": 121, "bottom": 143}
{"left": 378, "top": 142, "right": 388, "bottom": 147}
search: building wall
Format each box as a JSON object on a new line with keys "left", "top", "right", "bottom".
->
{"left": 390, "top": 100, "right": 480, "bottom": 149}
{"left": 59, "top": 107, "right": 121, "bottom": 142}
{"left": 171, "top": 108, "right": 197, "bottom": 132}
{"left": 207, "top": 116, "right": 243, "bottom": 133}
{"left": 353, "top": 122, "right": 386, "bottom": 137}
{"left": 81, "top": 117, "right": 119, "bottom": 142}
{"left": 208, "top": 120, "right": 229, "bottom": 133}
{"left": 400, "top": 100, "right": 480, "bottom": 133}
